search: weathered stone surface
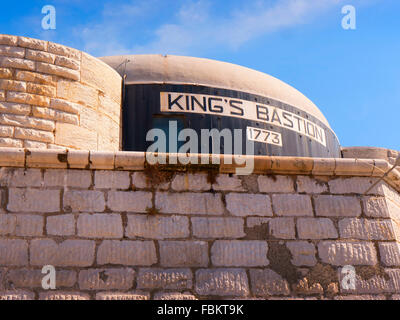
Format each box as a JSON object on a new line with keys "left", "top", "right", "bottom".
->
{"left": 25, "top": 49, "right": 54, "bottom": 63}
{"left": 48, "top": 42, "right": 81, "bottom": 60}
{"left": 63, "top": 190, "right": 105, "bottom": 212}
{"left": 379, "top": 243, "right": 400, "bottom": 266}
{"left": 9, "top": 168, "right": 42, "bottom": 187}
{"left": 36, "top": 62, "right": 80, "bottom": 81}
{"left": 269, "top": 218, "right": 296, "bottom": 239}
{"left": 0, "top": 239, "right": 28, "bottom": 266}
{"left": 77, "top": 214, "right": 123, "bottom": 238}
{"left": 0, "top": 290, "right": 34, "bottom": 300}
{"left": 39, "top": 291, "right": 89, "bottom": 300}
{"left": 79, "top": 268, "right": 135, "bottom": 290}
{"left": 328, "top": 177, "right": 385, "bottom": 195}
{"left": 46, "top": 214, "right": 75, "bottom": 236}
{"left": 363, "top": 197, "right": 398, "bottom": 218}
{"left": 33, "top": 107, "right": 78, "bottom": 125}
{"left": 314, "top": 195, "right": 362, "bottom": 217}
{"left": 7, "top": 91, "right": 50, "bottom": 107}
{"left": 286, "top": 241, "right": 317, "bottom": 266}
{"left": 258, "top": 175, "right": 294, "bottom": 193}
{"left": 339, "top": 218, "right": 396, "bottom": 240}
{"left": 14, "top": 215, "right": 43, "bottom": 236}
{"left": 211, "top": 241, "right": 269, "bottom": 267}
{"left": 97, "top": 240, "right": 157, "bottom": 266}
{"left": 249, "top": 269, "right": 290, "bottom": 296}
{"left": 172, "top": 173, "right": 211, "bottom": 191}
{"left": 0, "top": 214, "right": 16, "bottom": 235}
{"left": 44, "top": 169, "right": 92, "bottom": 188}
{"left": 94, "top": 171, "right": 130, "bottom": 189}
{"left": 14, "top": 127, "right": 54, "bottom": 143}
{"left": 156, "top": 192, "right": 225, "bottom": 215}
{"left": 153, "top": 292, "right": 197, "bottom": 300}
{"left": 131, "top": 171, "right": 169, "bottom": 190}
{"left": 30, "top": 239, "right": 95, "bottom": 267}
{"left": 126, "top": 215, "right": 189, "bottom": 239}
{"left": 296, "top": 176, "right": 328, "bottom": 194}
{"left": 212, "top": 174, "right": 245, "bottom": 191}
{"left": 192, "top": 217, "right": 245, "bottom": 239}
{"left": 0, "top": 45, "right": 25, "bottom": 58}
{"left": 15, "top": 70, "right": 53, "bottom": 85}
{"left": 8, "top": 188, "right": 60, "bottom": 213}
{"left": 159, "top": 241, "right": 208, "bottom": 267}
{"left": 195, "top": 269, "right": 249, "bottom": 297}
{"left": 318, "top": 241, "right": 377, "bottom": 266}
{"left": 0, "top": 113, "right": 54, "bottom": 131}
{"left": 137, "top": 268, "right": 192, "bottom": 289}
{"left": 226, "top": 193, "right": 272, "bottom": 217}
{"left": 297, "top": 218, "right": 338, "bottom": 239}
{"left": 6, "top": 269, "right": 76, "bottom": 288}
{"left": 96, "top": 291, "right": 149, "bottom": 300}
{"left": 272, "top": 194, "right": 313, "bottom": 216}
{"left": 0, "top": 102, "right": 31, "bottom": 115}
{"left": 55, "top": 122, "right": 97, "bottom": 150}
{"left": 17, "top": 37, "right": 47, "bottom": 50}
{"left": 108, "top": 191, "right": 152, "bottom": 213}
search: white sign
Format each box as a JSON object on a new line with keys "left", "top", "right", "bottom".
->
{"left": 160, "top": 92, "right": 326, "bottom": 147}
{"left": 247, "top": 126, "right": 282, "bottom": 147}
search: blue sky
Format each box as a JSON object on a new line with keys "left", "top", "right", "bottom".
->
{"left": 2, "top": 0, "right": 399, "bottom": 150}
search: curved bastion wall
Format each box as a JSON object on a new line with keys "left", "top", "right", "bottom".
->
{"left": 0, "top": 34, "right": 122, "bottom": 151}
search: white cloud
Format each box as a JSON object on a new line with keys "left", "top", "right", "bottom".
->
{"left": 75, "top": 0, "right": 352, "bottom": 56}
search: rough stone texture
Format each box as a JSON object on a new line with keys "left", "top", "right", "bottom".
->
{"left": 250, "top": 269, "right": 290, "bottom": 296}
{"left": 94, "top": 171, "right": 130, "bottom": 189}
{"left": 14, "top": 215, "right": 43, "bottom": 236}
{"left": 195, "top": 269, "right": 249, "bottom": 297}
{"left": 159, "top": 241, "right": 208, "bottom": 267}
{"left": 171, "top": 173, "right": 211, "bottom": 191}
{"left": 96, "top": 291, "right": 149, "bottom": 300}
{"left": 79, "top": 268, "right": 135, "bottom": 290}
{"left": 286, "top": 241, "right": 317, "bottom": 266}
{"left": 212, "top": 174, "right": 245, "bottom": 191}
{"left": 272, "top": 194, "right": 313, "bottom": 216}
{"left": 77, "top": 214, "right": 123, "bottom": 239}
{"left": 153, "top": 292, "right": 197, "bottom": 300}
{"left": 379, "top": 243, "right": 400, "bottom": 266}
{"left": 363, "top": 197, "right": 397, "bottom": 218}
{"left": 47, "top": 214, "right": 75, "bottom": 236}
{"left": 6, "top": 269, "right": 76, "bottom": 288}
{"left": 211, "top": 241, "right": 269, "bottom": 267}
{"left": 39, "top": 291, "right": 90, "bottom": 300}
{"left": 97, "top": 240, "right": 157, "bottom": 266}
{"left": 192, "top": 217, "right": 245, "bottom": 239}
{"left": 126, "top": 215, "right": 189, "bottom": 239}
{"left": 64, "top": 190, "right": 105, "bottom": 212}
{"left": 137, "top": 268, "right": 193, "bottom": 290}
{"left": 329, "top": 177, "right": 385, "bottom": 195}
{"left": 44, "top": 169, "right": 91, "bottom": 188}
{"left": 226, "top": 193, "right": 272, "bottom": 216}
{"left": 318, "top": 241, "right": 378, "bottom": 266}
{"left": 0, "top": 239, "right": 28, "bottom": 266}
{"left": 297, "top": 218, "right": 338, "bottom": 239}
{"left": 108, "top": 191, "right": 152, "bottom": 213}
{"left": 296, "top": 176, "right": 328, "bottom": 194}
{"left": 156, "top": 192, "right": 225, "bottom": 215}
{"left": 339, "top": 218, "right": 396, "bottom": 240}
{"left": 8, "top": 188, "right": 60, "bottom": 213}
{"left": 314, "top": 195, "right": 362, "bottom": 217}
{"left": 258, "top": 175, "right": 294, "bottom": 193}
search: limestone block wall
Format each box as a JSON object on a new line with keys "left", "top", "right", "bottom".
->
{"left": 0, "top": 149, "right": 400, "bottom": 300}
{"left": 0, "top": 34, "right": 122, "bottom": 151}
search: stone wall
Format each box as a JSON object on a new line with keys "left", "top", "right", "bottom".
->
{"left": 0, "top": 148, "right": 400, "bottom": 300}
{"left": 0, "top": 34, "right": 122, "bottom": 151}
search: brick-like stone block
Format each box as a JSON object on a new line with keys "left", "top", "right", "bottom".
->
{"left": 46, "top": 214, "right": 75, "bottom": 236}
{"left": 0, "top": 239, "right": 28, "bottom": 266}
{"left": 63, "top": 190, "right": 105, "bottom": 212}
{"left": 192, "top": 217, "right": 245, "bottom": 239}
{"left": 94, "top": 171, "right": 130, "bottom": 189}
{"left": 286, "top": 241, "right": 317, "bottom": 266}
{"left": 339, "top": 218, "right": 395, "bottom": 240}
{"left": 171, "top": 173, "right": 211, "bottom": 191}
{"left": 0, "top": 214, "right": 16, "bottom": 235}
{"left": 363, "top": 197, "right": 398, "bottom": 218}
{"left": 318, "top": 241, "right": 377, "bottom": 266}
{"left": 77, "top": 214, "right": 123, "bottom": 239}
{"left": 44, "top": 169, "right": 91, "bottom": 188}
{"left": 249, "top": 269, "right": 290, "bottom": 296}
{"left": 156, "top": 192, "right": 225, "bottom": 215}
{"left": 297, "top": 218, "right": 338, "bottom": 239}
{"left": 9, "top": 168, "right": 42, "bottom": 187}
{"left": 159, "top": 241, "right": 208, "bottom": 267}
{"left": 314, "top": 195, "right": 362, "bottom": 217}
{"left": 96, "top": 291, "right": 149, "bottom": 300}
{"left": 226, "top": 193, "right": 272, "bottom": 217}
{"left": 6, "top": 269, "right": 76, "bottom": 288}
{"left": 268, "top": 218, "right": 296, "bottom": 239}
{"left": 39, "top": 291, "right": 90, "bottom": 300}
{"left": 79, "top": 268, "right": 135, "bottom": 290}
{"left": 212, "top": 174, "right": 245, "bottom": 191}
{"left": 154, "top": 292, "right": 197, "bottom": 300}
{"left": 8, "top": 188, "right": 60, "bottom": 213}
{"left": 131, "top": 171, "right": 169, "bottom": 190}
{"left": 30, "top": 239, "right": 95, "bottom": 267}
{"left": 272, "top": 194, "right": 313, "bottom": 216}
{"left": 126, "top": 214, "right": 189, "bottom": 239}
{"left": 379, "top": 243, "right": 400, "bottom": 266}
{"left": 258, "top": 175, "right": 294, "bottom": 193}
{"left": 137, "top": 268, "right": 193, "bottom": 290}
{"left": 296, "top": 176, "right": 328, "bottom": 194}
{"left": 97, "top": 240, "right": 157, "bottom": 266}
{"left": 0, "top": 290, "right": 34, "bottom": 300}
{"left": 211, "top": 241, "right": 269, "bottom": 267}
{"left": 335, "top": 295, "right": 386, "bottom": 300}
{"left": 108, "top": 191, "right": 152, "bottom": 213}
{"left": 195, "top": 269, "right": 249, "bottom": 297}
{"left": 15, "top": 215, "right": 43, "bottom": 236}
{"left": 328, "top": 177, "right": 385, "bottom": 195}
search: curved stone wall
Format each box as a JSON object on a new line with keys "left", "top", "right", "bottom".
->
{"left": 0, "top": 34, "right": 122, "bottom": 151}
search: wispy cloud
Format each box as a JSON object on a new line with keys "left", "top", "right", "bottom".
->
{"left": 76, "top": 0, "right": 348, "bottom": 56}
